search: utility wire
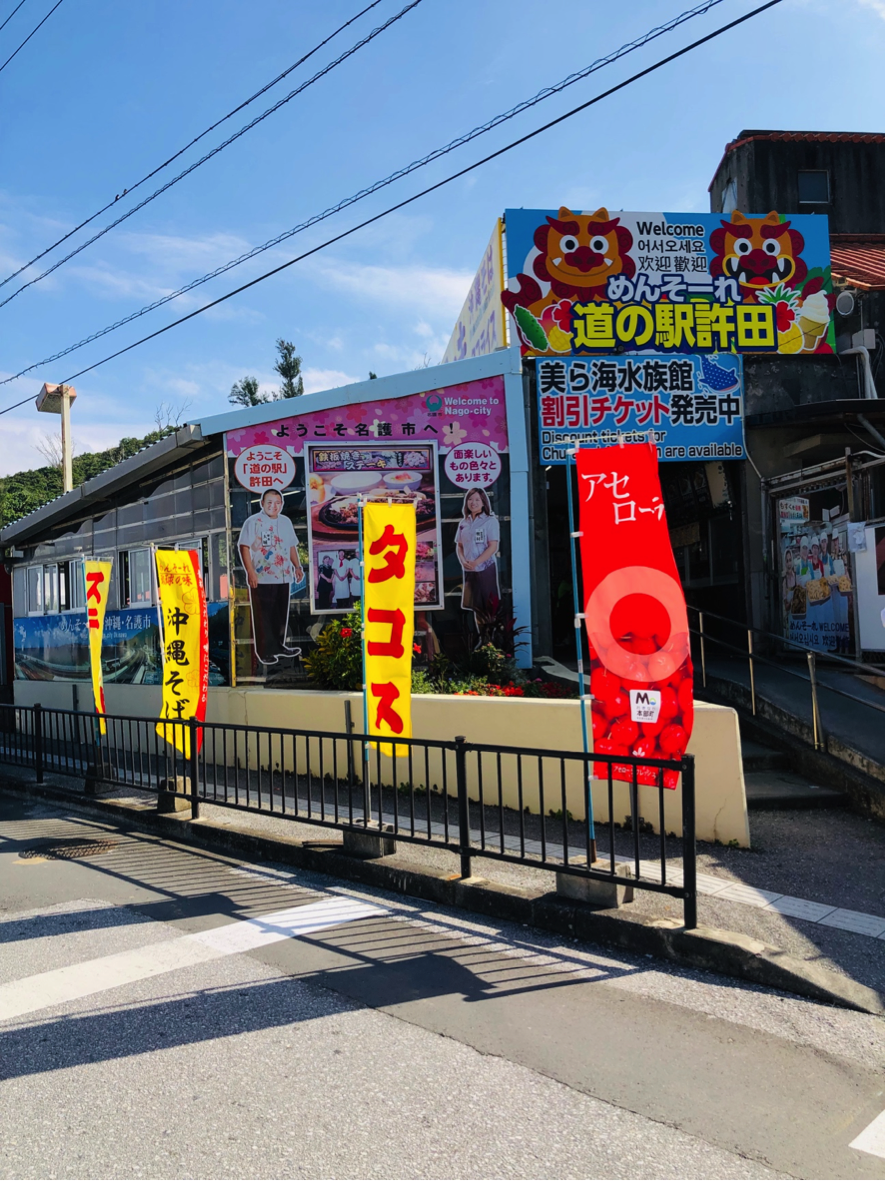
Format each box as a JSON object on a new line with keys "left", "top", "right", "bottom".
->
{"left": 0, "top": 0, "right": 727, "bottom": 389}
{"left": 45, "top": 0, "right": 784, "bottom": 392}
{"left": 0, "top": 0, "right": 64, "bottom": 74}
{"left": 0, "top": 0, "right": 29, "bottom": 36}
{"left": 0, "top": 0, "right": 424, "bottom": 310}
{"left": 0, "top": 0, "right": 387, "bottom": 291}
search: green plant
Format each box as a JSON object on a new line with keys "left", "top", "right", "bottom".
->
{"left": 464, "top": 642, "right": 517, "bottom": 682}
{"left": 411, "top": 668, "right": 436, "bottom": 694}
{"left": 303, "top": 605, "right": 363, "bottom": 690}
{"left": 548, "top": 808, "right": 574, "bottom": 822}
{"left": 472, "top": 595, "right": 528, "bottom": 655}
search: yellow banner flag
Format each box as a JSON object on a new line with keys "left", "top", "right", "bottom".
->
{"left": 155, "top": 549, "right": 209, "bottom": 759}
{"left": 362, "top": 502, "right": 416, "bottom": 756}
{"left": 83, "top": 559, "right": 112, "bottom": 736}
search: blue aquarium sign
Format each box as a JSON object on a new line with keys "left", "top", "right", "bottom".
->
{"left": 536, "top": 353, "right": 745, "bottom": 464}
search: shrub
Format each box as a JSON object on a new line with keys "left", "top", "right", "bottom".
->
{"left": 303, "top": 605, "right": 363, "bottom": 690}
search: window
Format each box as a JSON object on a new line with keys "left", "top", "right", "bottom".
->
{"left": 122, "top": 549, "right": 153, "bottom": 606}
{"left": 12, "top": 567, "right": 26, "bottom": 618}
{"left": 798, "top": 170, "right": 829, "bottom": 204}
{"left": 43, "top": 565, "right": 59, "bottom": 614}
{"left": 60, "top": 559, "right": 84, "bottom": 611}
{"left": 27, "top": 566, "right": 43, "bottom": 614}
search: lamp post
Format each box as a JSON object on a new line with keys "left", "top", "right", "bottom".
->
{"left": 36, "top": 382, "right": 77, "bottom": 493}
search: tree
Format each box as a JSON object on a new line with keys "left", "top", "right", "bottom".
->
{"left": 154, "top": 399, "right": 193, "bottom": 430}
{"left": 228, "top": 376, "right": 267, "bottom": 407}
{"left": 275, "top": 339, "right": 304, "bottom": 399}
{"left": 368, "top": 371, "right": 378, "bottom": 380}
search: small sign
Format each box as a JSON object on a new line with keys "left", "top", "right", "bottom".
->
{"left": 778, "top": 497, "right": 809, "bottom": 531}
{"left": 233, "top": 445, "right": 296, "bottom": 493}
{"left": 444, "top": 440, "right": 502, "bottom": 489}
{"left": 629, "top": 689, "right": 662, "bottom": 724}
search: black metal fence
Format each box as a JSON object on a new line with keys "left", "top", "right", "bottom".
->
{"left": 0, "top": 701, "right": 697, "bottom": 927}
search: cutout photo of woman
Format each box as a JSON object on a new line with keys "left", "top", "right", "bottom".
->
{"left": 237, "top": 489, "right": 304, "bottom": 666}
{"left": 456, "top": 487, "right": 500, "bottom": 631}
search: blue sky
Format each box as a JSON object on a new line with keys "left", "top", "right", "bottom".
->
{"left": 0, "top": 0, "right": 882, "bottom": 474}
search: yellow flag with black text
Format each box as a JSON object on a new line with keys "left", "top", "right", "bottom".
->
{"left": 155, "top": 549, "right": 208, "bottom": 759}
{"left": 83, "top": 559, "right": 112, "bottom": 736}
{"left": 362, "top": 502, "right": 416, "bottom": 756}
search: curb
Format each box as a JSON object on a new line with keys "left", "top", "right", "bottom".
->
{"left": 3, "top": 774, "right": 883, "bottom": 1017}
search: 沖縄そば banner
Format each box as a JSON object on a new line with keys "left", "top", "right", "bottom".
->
{"left": 503, "top": 207, "right": 834, "bottom": 357}
{"left": 224, "top": 375, "right": 511, "bottom": 680}
{"left": 536, "top": 354, "right": 745, "bottom": 464}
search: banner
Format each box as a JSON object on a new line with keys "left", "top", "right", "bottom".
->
{"left": 503, "top": 207, "right": 834, "bottom": 357}
{"left": 575, "top": 443, "right": 693, "bottom": 788}
{"left": 537, "top": 354, "right": 744, "bottom": 464}
{"left": 362, "top": 502, "right": 416, "bottom": 755}
{"left": 442, "top": 219, "right": 507, "bottom": 364}
{"left": 83, "top": 559, "right": 112, "bottom": 735}
{"left": 155, "top": 549, "right": 209, "bottom": 758}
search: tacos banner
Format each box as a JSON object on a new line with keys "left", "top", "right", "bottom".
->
{"left": 83, "top": 559, "right": 112, "bottom": 736}
{"left": 575, "top": 443, "right": 694, "bottom": 789}
{"left": 362, "top": 502, "right": 416, "bottom": 756}
{"left": 155, "top": 549, "right": 209, "bottom": 758}
{"left": 503, "top": 207, "right": 834, "bottom": 357}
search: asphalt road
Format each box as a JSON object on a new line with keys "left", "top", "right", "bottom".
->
{"left": 0, "top": 794, "right": 883, "bottom": 1181}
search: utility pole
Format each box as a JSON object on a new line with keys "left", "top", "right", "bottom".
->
{"left": 36, "top": 382, "right": 77, "bottom": 493}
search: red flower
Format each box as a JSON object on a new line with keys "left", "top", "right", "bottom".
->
{"left": 413, "top": 643, "right": 421, "bottom": 655}
{"left": 775, "top": 301, "right": 795, "bottom": 333}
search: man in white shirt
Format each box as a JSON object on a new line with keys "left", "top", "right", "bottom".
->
{"left": 333, "top": 550, "right": 352, "bottom": 609}
{"left": 237, "top": 489, "right": 303, "bottom": 665}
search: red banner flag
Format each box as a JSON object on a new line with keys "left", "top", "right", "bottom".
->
{"left": 576, "top": 443, "right": 693, "bottom": 788}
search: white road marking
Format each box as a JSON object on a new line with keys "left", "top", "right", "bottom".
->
{"left": 0, "top": 897, "right": 387, "bottom": 1023}
{"left": 849, "top": 1110, "right": 885, "bottom": 1159}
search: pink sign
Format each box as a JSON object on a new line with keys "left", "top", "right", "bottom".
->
{"left": 444, "top": 440, "right": 502, "bottom": 489}
{"left": 224, "top": 376, "right": 509, "bottom": 459}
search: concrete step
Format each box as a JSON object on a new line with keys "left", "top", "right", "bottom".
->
{"left": 744, "top": 768, "right": 846, "bottom": 810}
{"left": 741, "top": 738, "right": 788, "bottom": 774}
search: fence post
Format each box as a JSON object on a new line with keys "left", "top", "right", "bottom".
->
{"left": 806, "top": 652, "right": 823, "bottom": 751}
{"left": 189, "top": 716, "right": 200, "bottom": 820}
{"left": 33, "top": 703, "right": 44, "bottom": 784}
{"left": 681, "top": 755, "right": 697, "bottom": 930}
{"left": 455, "top": 735, "right": 471, "bottom": 880}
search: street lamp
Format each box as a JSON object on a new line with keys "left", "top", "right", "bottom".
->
{"left": 36, "top": 382, "right": 77, "bottom": 493}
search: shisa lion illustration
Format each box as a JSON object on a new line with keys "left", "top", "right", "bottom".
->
{"left": 710, "top": 210, "right": 832, "bottom": 352}
{"left": 502, "top": 206, "right": 635, "bottom": 352}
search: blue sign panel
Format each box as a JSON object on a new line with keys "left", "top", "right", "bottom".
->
{"left": 535, "top": 354, "right": 745, "bottom": 465}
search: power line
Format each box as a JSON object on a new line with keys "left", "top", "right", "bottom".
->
{"left": 0, "top": 0, "right": 64, "bottom": 74}
{"left": 0, "top": 0, "right": 29, "bottom": 35}
{"left": 0, "top": 0, "right": 425, "bottom": 311}
{"left": 0, "top": 0, "right": 387, "bottom": 291}
{"left": 51, "top": 0, "right": 783, "bottom": 390}
{"left": 0, "top": 0, "right": 727, "bottom": 387}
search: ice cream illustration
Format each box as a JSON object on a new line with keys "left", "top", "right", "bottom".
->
{"left": 797, "top": 291, "right": 830, "bottom": 351}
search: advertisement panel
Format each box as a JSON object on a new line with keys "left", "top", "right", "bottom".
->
{"left": 155, "top": 549, "right": 209, "bottom": 756}
{"left": 855, "top": 524, "right": 885, "bottom": 651}
{"left": 503, "top": 207, "right": 834, "bottom": 357}
{"left": 442, "top": 220, "right": 507, "bottom": 364}
{"left": 576, "top": 443, "right": 693, "bottom": 788}
{"left": 306, "top": 442, "right": 441, "bottom": 614}
{"left": 83, "top": 559, "right": 112, "bottom": 734}
{"left": 362, "top": 501, "right": 416, "bottom": 754}
{"left": 536, "top": 354, "right": 744, "bottom": 464}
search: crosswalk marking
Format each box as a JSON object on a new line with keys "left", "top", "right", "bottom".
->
{"left": 850, "top": 1110, "right": 885, "bottom": 1159}
{"left": 0, "top": 897, "right": 387, "bottom": 1023}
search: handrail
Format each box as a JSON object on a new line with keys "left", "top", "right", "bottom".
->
{"left": 687, "top": 604, "right": 884, "bottom": 678}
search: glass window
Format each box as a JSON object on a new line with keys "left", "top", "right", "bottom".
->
{"left": 122, "top": 549, "right": 153, "bottom": 606}
{"left": 43, "top": 565, "right": 59, "bottom": 613}
{"left": 210, "top": 532, "right": 229, "bottom": 600}
{"left": 798, "top": 170, "right": 829, "bottom": 203}
{"left": 61, "top": 559, "right": 84, "bottom": 611}
{"left": 12, "top": 567, "right": 26, "bottom": 618}
{"left": 27, "top": 566, "right": 43, "bottom": 613}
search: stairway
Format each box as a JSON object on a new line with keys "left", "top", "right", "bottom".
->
{"left": 741, "top": 736, "right": 846, "bottom": 810}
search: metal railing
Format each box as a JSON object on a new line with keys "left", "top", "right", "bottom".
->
{"left": 0, "top": 701, "right": 698, "bottom": 928}
{"left": 690, "top": 606, "right": 884, "bottom": 751}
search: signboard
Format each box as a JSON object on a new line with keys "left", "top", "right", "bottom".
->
{"left": 778, "top": 497, "right": 810, "bottom": 532}
{"left": 362, "top": 501, "right": 416, "bottom": 755}
{"left": 83, "top": 559, "right": 112, "bottom": 734}
{"left": 575, "top": 443, "right": 693, "bottom": 788}
{"left": 233, "top": 445, "right": 296, "bottom": 493}
{"left": 503, "top": 207, "right": 834, "bottom": 357}
{"left": 855, "top": 524, "right": 885, "bottom": 652}
{"left": 155, "top": 549, "right": 209, "bottom": 757}
{"left": 306, "top": 442, "right": 442, "bottom": 613}
{"left": 442, "top": 220, "right": 507, "bottom": 364}
{"left": 536, "top": 354, "right": 744, "bottom": 464}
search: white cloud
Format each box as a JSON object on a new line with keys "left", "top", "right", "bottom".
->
{"left": 307, "top": 257, "right": 473, "bottom": 321}
{"left": 302, "top": 367, "right": 362, "bottom": 393}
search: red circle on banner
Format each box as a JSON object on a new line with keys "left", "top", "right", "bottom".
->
{"left": 610, "top": 593, "right": 671, "bottom": 649}
{"left": 586, "top": 566, "right": 689, "bottom": 683}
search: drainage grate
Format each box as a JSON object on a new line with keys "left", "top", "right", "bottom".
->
{"left": 19, "top": 838, "right": 118, "bottom": 861}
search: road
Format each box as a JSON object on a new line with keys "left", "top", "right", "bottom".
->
{"left": 0, "top": 792, "right": 882, "bottom": 1181}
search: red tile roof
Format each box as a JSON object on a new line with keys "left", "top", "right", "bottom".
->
{"left": 708, "top": 130, "right": 885, "bottom": 190}
{"left": 829, "top": 235, "right": 885, "bottom": 290}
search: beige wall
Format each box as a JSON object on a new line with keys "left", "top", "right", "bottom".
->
{"left": 13, "top": 681, "right": 749, "bottom": 845}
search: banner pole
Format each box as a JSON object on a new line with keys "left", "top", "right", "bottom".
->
{"left": 357, "top": 496, "right": 371, "bottom": 825}
{"left": 565, "top": 448, "right": 597, "bottom": 860}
